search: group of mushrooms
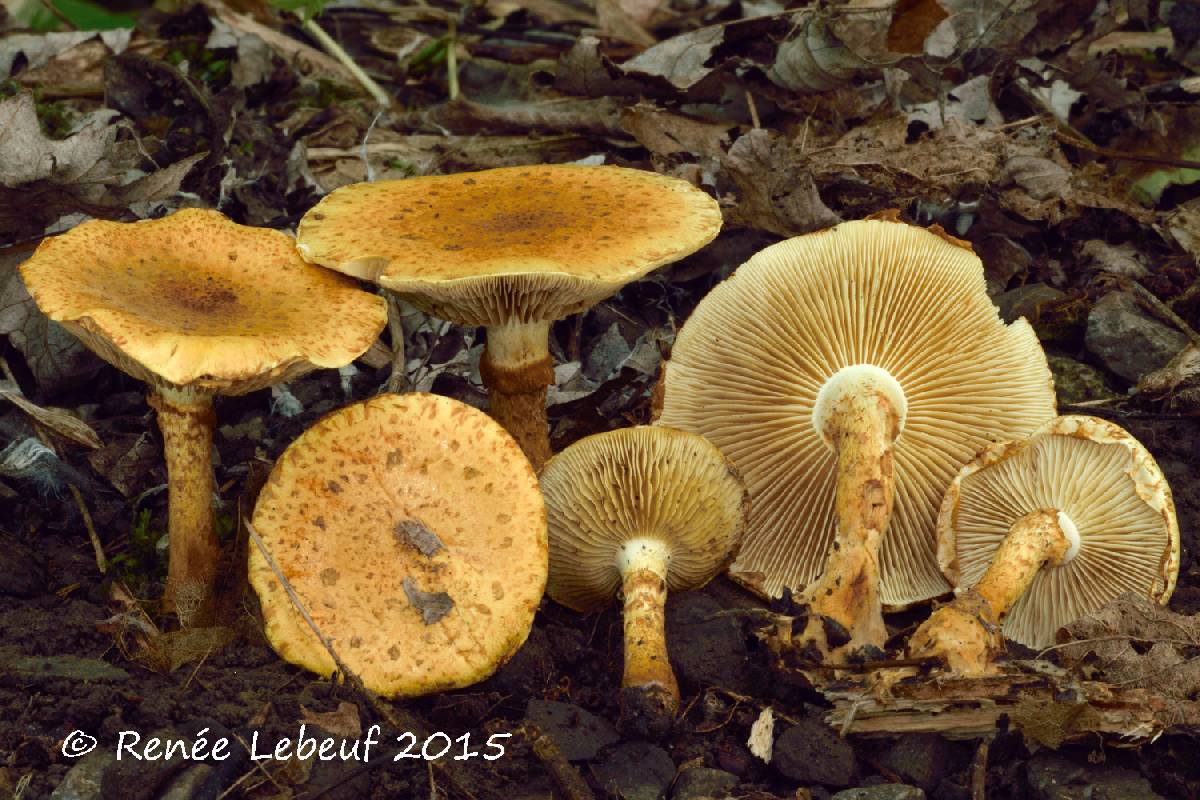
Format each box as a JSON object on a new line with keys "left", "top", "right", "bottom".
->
{"left": 18, "top": 164, "right": 1180, "bottom": 733}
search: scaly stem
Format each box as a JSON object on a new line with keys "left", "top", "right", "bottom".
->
{"left": 151, "top": 389, "right": 218, "bottom": 627}
{"left": 797, "top": 387, "right": 898, "bottom": 661}
{"left": 617, "top": 538, "right": 677, "bottom": 737}
{"left": 481, "top": 321, "right": 554, "bottom": 470}
{"left": 909, "top": 509, "right": 1068, "bottom": 675}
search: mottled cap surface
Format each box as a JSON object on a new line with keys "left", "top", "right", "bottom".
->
{"left": 657, "top": 218, "right": 1058, "bottom": 608}
{"left": 939, "top": 414, "right": 1179, "bottom": 649}
{"left": 19, "top": 209, "right": 387, "bottom": 394}
{"left": 541, "top": 426, "right": 748, "bottom": 612}
{"left": 249, "top": 393, "right": 547, "bottom": 697}
{"left": 295, "top": 165, "right": 722, "bottom": 326}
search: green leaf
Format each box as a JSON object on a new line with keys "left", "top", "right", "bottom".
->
{"left": 14, "top": 0, "right": 137, "bottom": 31}
{"left": 1130, "top": 145, "right": 1200, "bottom": 205}
{"left": 268, "top": 0, "right": 331, "bottom": 23}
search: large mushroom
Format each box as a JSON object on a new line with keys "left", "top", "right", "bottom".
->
{"left": 249, "top": 392, "right": 547, "bottom": 696}
{"left": 540, "top": 426, "right": 747, "bottom": 736}
{"left": 908, "top": 415, "right": 1179, "bottom": 675}
{"left": 295, "top": 164, "right": 722, "bottom": 469}
{"left": 19, "top": 209, "right": 387, "bottom": 625}
{"left": 657, "top": 216, "right": 1057, "bottom": 661}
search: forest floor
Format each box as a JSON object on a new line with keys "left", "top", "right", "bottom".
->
{"left": 2, "top": 0, "right": 1200, "bottom": 798}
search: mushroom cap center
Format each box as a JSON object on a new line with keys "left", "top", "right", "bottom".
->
{"left": 811, "top": 364, "right": 908, "bottom": 448}
{"left": 616, "top": 537, "right": 673, "bottom": 580}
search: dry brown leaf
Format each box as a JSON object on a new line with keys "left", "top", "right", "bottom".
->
{"left": 0, "top": 93, "right": 118, "bottom": 188}
{"left": 619, "top": 104, "right": 731, "bottom": 157}
{"left": 299, "top": 701, "right": 362, "bottom": 740}
{"left": 885, "top": 0, "right": 950, "bottom": 54}
{"left": 0, "top": 381, "right": 101, "bottom": 449}
{"left": 134, "top": 626, "right": 236, "bottom": 673}
{"left": 1057, "top": 592, "right": 1200, "bottom": 726}
{"left": 597, "top": 0, "right": 656, "bottom": 47}
{"left": 722, "top": 129, "right": 840, "bottom": 237}
{"left": 1137, "top": 343, "right": 1200, "bottom": 408}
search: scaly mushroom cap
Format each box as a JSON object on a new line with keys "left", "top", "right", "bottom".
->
{"left": 657, "top": 218, "right": 1057, "bottom": 607}
{"left": 249, "top": 393, "right": 547, "bottom": 697}
{"left": 19, "top": 209, "right": 387, "bottom": 395}
{"left": 541, "top": 426, "right": 748, "bottom": 612}
{"left": 295, "top": 165, "right": 722, "bottom": 326}
{"left": 938, "top": 414, "right": 1179, "bottom": 649}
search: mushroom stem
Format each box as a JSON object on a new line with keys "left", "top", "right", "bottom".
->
{"left": 909, "top": 509, "right": 1070, "bottom": 675}
{"left": 481, "top": 321, "right": 554, "bottom": 469}
{"left": 616, "top": 538, "right": 678, "bottom": 736}
{"left": 797, "top": 383, "right": 899, "bottom": 661}
{"left": 150, "top": 389, "right": 219, "bottom": 627}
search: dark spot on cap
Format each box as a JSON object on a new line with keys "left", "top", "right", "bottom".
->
{"left": 395, "top": 518, "right": 444, "bottom": 557}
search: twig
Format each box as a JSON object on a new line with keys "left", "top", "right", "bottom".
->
{"left": 744, "top": 90, "right": 760, "bottom": 129}
{"left": 447, "top": 17, "right": 460, "bottom": 101}
{"left": 791, "top": 657, "right": 933, "bottom": 672}
{"left": 1056, "top": 129, "right": 1200, "bottom": 171}
{"left": 519, "top": 724, "right": 597, "bottom": 800}
{"left": 1099, "top": 273, "right": 1200, "bottom": 346}
{"left": 301, "top": 17, "right": 391, "bottom": 106}
{"left": 1038, "top": 635, "right": 1197, "bottom": 658}
{"left": 360, "top": 109, "right": 385, "bottom": 184}
{"left": 37, "top": 0, "right": 77, "bottom": 30}
{"left": 231, "top": 732, "right": 289, "bottom": 794}
{"left": 70, "top": 485, "right": 107, "bottom": 574}
{"left": 245, "top": 518, "right": 499, "bottom": 800}
{"left": 183, "top": 643, "right": 215, "bottom": 690}
{"left": 971, "top": 737, "right": 990, "bottom": 800}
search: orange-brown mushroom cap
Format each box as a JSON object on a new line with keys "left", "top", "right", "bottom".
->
{"left": 295, "top": 165, "right": 723, "bottom": 326}
{"left": 249, "top": 393, "right": 548, "bottom": 697}
{"left": 19, "top": 208, "right": 387, "bottom": 394}
{"left": 938, "top": 414, "right": 1180, "bottom": 649}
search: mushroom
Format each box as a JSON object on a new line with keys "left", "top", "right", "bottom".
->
{"left": 540, "top": 426, "right": 747, "bottom": 735}
{"left": 295, "top": 164, "right": 722, "bottom": 468}
{"left": 908, "top": 415, "right": 1179, "bottom": 675}
{"left": 18, "top": 209, "right": 387, "bottom": 625}
{"left": 249, "top": 392, "right": 547, "bottom": 696}
{"left": 656, "top": 216, "right": 1057, "bottom": 661}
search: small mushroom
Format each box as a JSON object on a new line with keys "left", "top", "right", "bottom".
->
{"left": 540, "top": 426, "right": 747, "bottom": 736}
{"left": 908, "top": 415, "right": 1180, "bottom": 675}
{"left": 249, "top": 392, "right": 548, "bottom": 696}
{"left": 657, "top": 216, "right": 1057, "bottom": 661}
{"left": 295, "top": 165, "right": 722, "bottom": 469}
{"left": 19, "top": 209, "right": 387, "bottom": 625}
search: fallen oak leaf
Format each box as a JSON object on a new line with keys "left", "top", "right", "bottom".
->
{"left": 0, "top": 379, "right": 101, "bottom": 449}
{"left": 299, "top": 701, "right": 363, "bottom": 740}
{"left": 0, "top": 93, "right": 119, "bottom": 188}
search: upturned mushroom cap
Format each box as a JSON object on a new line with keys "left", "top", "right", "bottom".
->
{"left": 295, "top": 165, "right": 722, "bottom": 326}
{"left": 19, "top": 208, "right": 387, "bottom": 395}
{"left": 938, "top": 414, "right": 1179, "bottom": 649}
{"left": 249, "top": 393, "right": 547, "bottom": 697}
{"left": 657, "top": 218, "right": 1058, "bottom": 607}
{"left": 541, "top": 426, "right": 748, "bottom": 612}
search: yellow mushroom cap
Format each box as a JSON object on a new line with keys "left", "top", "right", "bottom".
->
{"left": 657, "top": 218, "right": 1058, "bottom": 607}
{"left": 249, "top": 393, "right": 548, "bottom": 697}
{"left": 18, "top": 209, "right": 387, "bottom": 394}
{"left": 938, "top": 414, "right": 1180, "bottom": 649}
{"left": 295, "top": 165, "right": 723, "bottom": 326}
{"left": 541, "top": 426, "right": 748, "bottom": 612}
